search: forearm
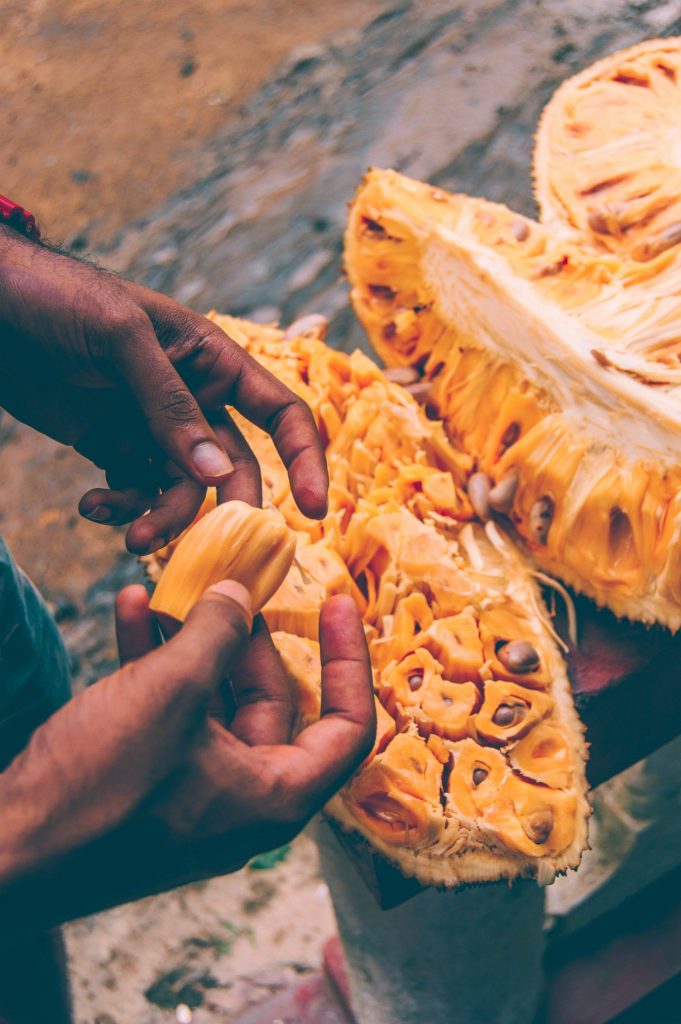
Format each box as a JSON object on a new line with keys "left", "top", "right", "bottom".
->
{"left": 0, "top": 815, "right": 268, "bottom": 938}
{"left": 0, "top": 663, "right": 210, "bottom": 887}
{"left": 0, "top": 221, "right": 27, "bottom": 257}
{"left": 0, "top": 221, "right": 43, "bottom": 292}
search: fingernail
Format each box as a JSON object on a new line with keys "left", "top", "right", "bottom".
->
{"left": 209, "top": 580, "right": 252, "bottom": 621}
{"left": 309, "top": 496, "right": 329, "bottom": 520}
{"left": 316, "top": 493, "right": 329, "bottom": 519}
{"left": 146, "top": 537, "right": 167, "bottom": 553}
{"left": 191, "top": 442, "right": 234, "bottom": 481}
{"left": 85, "top": 505, "right": 112, "bottom": 523}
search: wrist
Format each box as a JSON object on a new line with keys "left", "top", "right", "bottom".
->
{"left": 0, "top": 781, "right": 35, "bottom": 886}
{"left": 0, "top": 222, "right": 34, "bottom": 276}
{"left": 0, "top": 195, "right": 40, "bottom": 242}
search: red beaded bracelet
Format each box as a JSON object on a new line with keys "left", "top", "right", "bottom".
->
{"left": 0, "top": 195, "right": 40, "bottom": 240}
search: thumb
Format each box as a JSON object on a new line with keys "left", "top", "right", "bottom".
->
{"left": 160, "top": 580, "right": 253, "bottom": 694}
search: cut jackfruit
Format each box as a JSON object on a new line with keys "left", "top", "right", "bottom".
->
{"left": 145, "top": 313, "right": 588, "bottom": 888}
{"left": 140, "top": 37, "right": 681, "bottom": 888}
{"left": 344, "top": 733, "right": 444, "bottom": 850}
{"left": 345, "top": 99, "right": 681, "bottom": 628}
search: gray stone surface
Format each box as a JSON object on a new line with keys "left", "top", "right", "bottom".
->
{"left": 316, "top": 819, "right": 545, "bottom": 1024}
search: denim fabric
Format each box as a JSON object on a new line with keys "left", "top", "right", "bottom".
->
{"left": 0, "top": 538, "right": 71, "bottom": 769}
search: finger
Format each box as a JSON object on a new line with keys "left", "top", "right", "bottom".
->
{"left": 229, "top": 615, "right": 294, "bottom": 745}
{"left": 80, "top": 485, "right": 155, "bottom": 526}
{"left": 199, "top": 335, "right": 328, "bottom": 519}
{"left": 213, "top": 410, "right": 262, "bottom": 508}
{"left": 84, "top": 439, "right": 206, "bottom": 550}
{"left": 115, "top": 585, "right": 161, "bottom": 664}
{"left": 75, "top": 406, "right": 152, "bottom": 482}
{"left": 107, "top": 311, "right": 235, "bottom": 487}
{"left": 125, "top": 473, "right": 205, "bottom": 555}
{"left": 80, "top": 446, "right": 158, "bottom": 525}
{"left": 292, "top": 595, "right": 374, "bottom": 795}
{"left": 77, "top": 416, "right": 159, "bottom": 523}
{"left": 130, "top": 301, "right": 329, "bottom": 519}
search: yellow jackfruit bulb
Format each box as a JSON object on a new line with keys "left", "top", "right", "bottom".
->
{"left": 484, "top": 776, "right": 579, "bottom": 858}
{"left": 344, "top": 734, "right": 444, "bottom": 849}
{"left": 149, "top": 500, "right": 297, "bottom": 624}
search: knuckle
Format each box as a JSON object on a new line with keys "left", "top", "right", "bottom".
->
{"left": 149, "top": 307, "right": 193, "bottom": 350}
{"left": 287, "top": 394, "right": 312, "bottom": 424}
{"left": 262, "top": 768, "right": 311, "bottom": 829}
{"left": 88, "top": 300, "right": 150, "bottom": 363}
{"left": 194, "top": 596, "right": 251, "bottom": 644}
{"left": 155, "top": 379, "right": 199, "bottom": 424}
{"left": 268, "top": 395, "right": 303, "bottom": 433}
{"left": 238, "top": 684, "right": 293, "bottom": 714}
{"left": 102, "top": 303, "right": 149, "bottom": 340}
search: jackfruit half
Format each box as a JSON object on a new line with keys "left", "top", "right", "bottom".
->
{"left": 345, "top": 38, "right": 681, "bottom": 630}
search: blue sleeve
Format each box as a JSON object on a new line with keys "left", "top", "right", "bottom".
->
{"left": 0, "top": 538, "right": 71, "bottom": 769}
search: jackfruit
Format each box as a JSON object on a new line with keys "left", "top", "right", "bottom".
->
{"left": 145, "top": 314, "right": 589, "bottom": 886}
{"left": 345, "top": 39, "right": 681, "bottom": 630}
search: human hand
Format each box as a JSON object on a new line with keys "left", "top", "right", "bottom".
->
{"left": 115, "top": 585, "right": 375, "bottom": 867}
{"left": 0, "top": 579, "right": 254, "bottom": 883}
{"left": 0, "top": 579, "right": 373, "bottom": 893}
{"left": 0, "top": 228, "right": 328, "bottom": 553}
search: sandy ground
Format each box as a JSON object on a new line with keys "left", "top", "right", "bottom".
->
{"left": 1, "top": 0, "right": 381, "bottom": 250}
{"left": 66, "top": 832, "right": 337, "bottom": 1024}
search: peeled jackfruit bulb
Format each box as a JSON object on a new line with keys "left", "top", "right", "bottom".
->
{"left": 149, "top": 500, "right": 296, "bottom": 623}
